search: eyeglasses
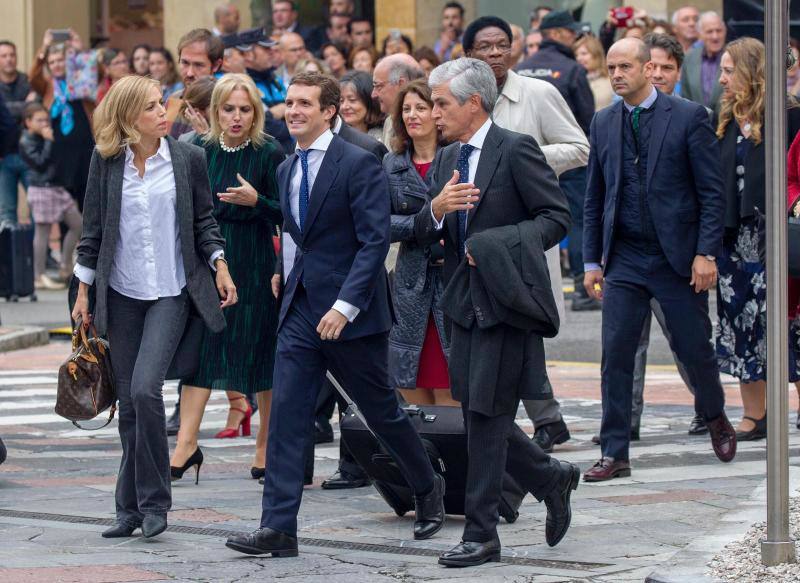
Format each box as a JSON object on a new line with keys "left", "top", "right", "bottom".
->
{"left": 472, "top": 42, "right": 512, "bottom": 55}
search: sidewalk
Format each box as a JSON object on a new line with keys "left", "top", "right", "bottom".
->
{"left": 0, "top": 343, "right": 795, "bottom": 582}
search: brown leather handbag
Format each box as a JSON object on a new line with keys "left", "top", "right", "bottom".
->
{"left": 56, "top": 321, "right": 117, "bottom": 429}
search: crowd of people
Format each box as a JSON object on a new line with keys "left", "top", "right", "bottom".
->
{"left": 1, "top": 0, "right": 798, "bottom": 569}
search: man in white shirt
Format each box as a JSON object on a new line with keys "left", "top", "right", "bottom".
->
{"left": 464, "top": 16, "right": 590, "bottom": 453}
{"left": 226, "top": 72, "right": 445, "bottom": 559}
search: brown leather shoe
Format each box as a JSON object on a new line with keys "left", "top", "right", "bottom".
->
{"left": 706, "top": 413, "right": 737, "bottom": 463}
{"left": 583, "top": 457, "right": 631, "bottom": 482}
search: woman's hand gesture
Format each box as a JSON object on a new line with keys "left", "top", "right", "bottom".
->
{"left": 218, "top": 173, "right": 258, "bottom": 207}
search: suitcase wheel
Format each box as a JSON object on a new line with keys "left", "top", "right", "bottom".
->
{"left": 10, "top": 295, "right": 18, "bottom": 303}
{"left": 30, "top": 293, "right": 37, "bottom": 302}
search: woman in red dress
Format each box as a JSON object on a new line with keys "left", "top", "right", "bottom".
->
{"left": 383, "top": 80, "right": 458, "bottom": 406}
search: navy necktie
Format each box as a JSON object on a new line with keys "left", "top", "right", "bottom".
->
{"left": 456, "top": 143, "right": 476, "bottom": 259}
{"left": 298, "top": 149, "right": 310, "bottom": 231}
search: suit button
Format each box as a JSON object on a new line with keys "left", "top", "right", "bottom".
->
{"left": 401, "top": 202, "right": 408, "bottom": 210}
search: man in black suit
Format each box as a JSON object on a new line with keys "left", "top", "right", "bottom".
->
{"left": 271, "top": 0, "right": 317, "bottom": 51}
{"left": 414, "top": 58, "right": 580, "bottom": 567}
{"left": 226, "top": 72, "right": 444, "bottom": 558}
{"left": 582, "top": 38, "right": 736, "bottom": 483}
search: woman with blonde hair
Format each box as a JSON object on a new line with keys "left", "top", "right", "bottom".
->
{"left": 71, "top": 75, "right": 236, "bottom": 539}
{"left": 574, "top": 35, "right": 614, "bottom": 110}
{"left": 716, "top": 37, "right": 800, "bottom": 441}
{"left": 170, "top": 73, "right": 284, "bottom": 482}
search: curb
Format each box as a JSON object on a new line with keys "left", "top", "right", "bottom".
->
{"left": 646, "top": 467, "right": 800, "bottom": 583}
{"left": 0, "top": 326, "right": 50, "bottom": 352}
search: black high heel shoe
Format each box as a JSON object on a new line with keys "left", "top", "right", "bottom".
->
{"left": 171, "top": 447, "right": 203, "bottom": 484}
{"left": 735, "top": 414, "right": 767, "bottom": 441}
{"left": 250, "top": 466, "right": 265, "bottom": 480}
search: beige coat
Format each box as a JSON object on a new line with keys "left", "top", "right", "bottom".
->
{"left": 492, "top": 70, "right": 590, "bottom": 321}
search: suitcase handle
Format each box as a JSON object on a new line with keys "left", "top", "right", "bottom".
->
{"left": 405, "top": 405, "right": 438, "bottom": 423}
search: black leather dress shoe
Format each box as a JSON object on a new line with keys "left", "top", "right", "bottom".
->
{"left": 532, "top": 419, "right": 571, "bottom": 453}
{"left": 142, "top": 514, "right": 167, "bottom": 538}
{"left": 439, "top": 539, "right": 501, "bottom": 567}
{"left": 226, "top": 527, "right": 299, "bottom": 557}
{"left": 543, "top": 461, "right": 580, "bottom": 547}
{"left": 314, "top": 419, "right": 334, "bottom": 444}
{"left": 101, "top": 522, "right": 138, "bottom": 538}
{"left": 413, "top": 473, "right": 445, "bottom": 540}
{"left": 321, "top": 469, "right": 369, "bottom": 490}
{"left": 166, "top": 405, "right": 180, "bottom": 437}
{"left": 688, "top": 414, "right": 708, "bottom": 435}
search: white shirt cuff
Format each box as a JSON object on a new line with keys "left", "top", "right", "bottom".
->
{"left": 208, "top": 250, "right": 224, "bottom": 271}
{"left": 584, "top": 262, "right": 602, "bottom": 273}
{"left": 430, "top": 205, "right": 445, "bottom": 230}
{"left": 73, "top": 263, "right": 96, "bottom": 286}
{"left": 333, "top": 300, "right": 360, "bottom": 323}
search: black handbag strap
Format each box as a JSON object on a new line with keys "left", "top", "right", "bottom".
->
{"left": 71, "top": 402, "right": 117, "bottom": 431}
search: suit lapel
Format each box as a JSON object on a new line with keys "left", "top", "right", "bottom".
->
{"left": 280, "top": 153, "right": 302, "bottom": 240}
{"left": 302, "top": 135, "right": 342, "bottom": 235}
{"left": 609, "top": 102, "right": 624, "bottom": 200}
{"left": 646, "top": 94, "right": 671, "bottom": 190}
{"left": 105, "top": 151, "right": 125, "bottom": 256}
{"left": 468, "top": 124, "right": 502, "bottom": 227}
{"left": 442, "top": 145, "right": 461, "bottom": 247}
{"left": 168, "top": 137, "right": 194, "bottom": 271}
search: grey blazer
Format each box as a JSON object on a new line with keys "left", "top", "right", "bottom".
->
{"left": 76, "top": 135, "right": 226, "bottom": 336}
{"left": 680, "top": 46, "right": 723, "bottom": 114}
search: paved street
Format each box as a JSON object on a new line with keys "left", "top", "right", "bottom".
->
{"left": 0, "top": 339, "right": 798, "bottom": 582}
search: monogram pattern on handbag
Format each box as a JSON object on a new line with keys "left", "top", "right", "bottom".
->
{"left": 55, "top": 322, "right": 116, "bottom": 429}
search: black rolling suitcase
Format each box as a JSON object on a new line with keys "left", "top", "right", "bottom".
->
{"left": 330, "top": 373, "right": 524, "bottom": 523}
{"left": 0, "top": 222, "right": 36, "bottom": 302}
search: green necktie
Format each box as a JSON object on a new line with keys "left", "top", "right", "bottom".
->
{"left": 632, "top": 106, "right": 643, "bottom": 140}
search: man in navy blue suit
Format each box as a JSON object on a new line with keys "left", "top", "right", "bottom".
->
{"left": 226, "top": 72, "right": 445, "bottom": 557}
{"left": 582, "top": 38, "right": 737, "bottom": 482}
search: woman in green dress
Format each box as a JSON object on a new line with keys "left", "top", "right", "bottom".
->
{"left": 170, "top": 74, "right": 284, "bottom": 481}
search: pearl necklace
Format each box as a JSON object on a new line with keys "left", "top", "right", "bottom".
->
{"left": 219, "top": 133, "right": 251, "bottom": 153}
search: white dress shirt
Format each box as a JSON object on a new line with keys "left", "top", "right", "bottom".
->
{"left": 74, "top": 138, "right": 187, "bottom": 300}
{"left": 283, "top": 129, "right": 360, "bottom": 322}
{"left": 431, "top": 117, "right": 492, "bottom": 229}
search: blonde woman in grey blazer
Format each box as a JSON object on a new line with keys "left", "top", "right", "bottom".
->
{"left": 71, "top": 76, "right": 237, "bottom": 540}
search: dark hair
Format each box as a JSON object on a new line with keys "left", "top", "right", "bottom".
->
{"left": 290, "top": 72, "right": 341, "bottom": 125}
{"left": 390, "top": 79, "right": 442, "bottom": 154}
{"left": 443, "top": 2, "right": 465, "bottom": 17}
{"left": 149, "top": 47, "right": 180, "bottom": 86}
{"left": 101, "top": 48, "right": 124, "bottom": 67}
{"left": 273, "top": 0, "right": 298, "bottom": 9}
{"left": 23, "top": 101, "right": 46, "bottom": 120}
{"left": 462, "top": 16, "right": 513, "bottom": 53}
{"left": 382, "top": 33, "right": 413, "bottom": 56}
{"left": 0, "top": 40, "right": 15, "bottom": 51}
{"left": 347, "top": 17, "right": 372, "bottom": 36}
{"left": 321, "top": 41, "right": 349, "bottom": 61}
{"left": 129, "top": 43, "right": 152, "bottom": 72}
{"left": 181, "top": 75, "right": 216, "bottom": 113}
{"left": 177, "top": 28, "right": 224, "bottom": 65}
{"left": 644, "top": 32, "right": 684, "bottom": 69}
{"left": 413, "top": 46, "right": 440, "bottom": 68}
{"left": 339, "top": 70, "right": 385, "bottom": 129}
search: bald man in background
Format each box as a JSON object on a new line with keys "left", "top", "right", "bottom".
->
{"left": 371, "top": 54, "right": 426, "bottom": 145}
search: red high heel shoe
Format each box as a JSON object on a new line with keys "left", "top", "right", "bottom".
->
{"left": 214, "top": 396, "right": 253, "bottom": 438}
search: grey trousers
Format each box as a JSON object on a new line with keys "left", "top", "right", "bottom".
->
{"left": 106, "top": 287, "right": 189, "bottom": 527}
{"left": 524, "top": 299, "right": 696, "bottom": 431}
{"left": 631, "top": 299, "right": 697, "bottom": 430}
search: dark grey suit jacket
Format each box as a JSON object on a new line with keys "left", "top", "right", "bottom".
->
{"left": 76, "top": 135, "right": 226, "bottom": 335}
{"left": 338, "top": 121, "right": 388, "bottom": 161}
{"left": 414, "top": 122, "right": 570, "bottom": 413}
{"left": 680, "top": 46, "right": 723, "bottom": 114}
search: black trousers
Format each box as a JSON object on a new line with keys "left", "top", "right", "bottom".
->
{"left": 261, "top": 289, "right": 435, "bottom": 536}
{"left": 461, "top": 396, "right": 560, "bottom": 543}
{"left": 601, "top": 241, "right": 726, "bottom": 461}
{"left": 106, "top": 287, "right": 189, "bottom": 526}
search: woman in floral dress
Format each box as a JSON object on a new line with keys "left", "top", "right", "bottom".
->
{"left": 716, "top": 38, "right": 800, "bottom": 440}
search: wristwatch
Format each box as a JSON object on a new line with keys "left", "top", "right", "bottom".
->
{"left": 704, "top": 255, "right": 716, "bottom": 262}
{"left": 214, "top": 253, "right": 227, "bottom": 268}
